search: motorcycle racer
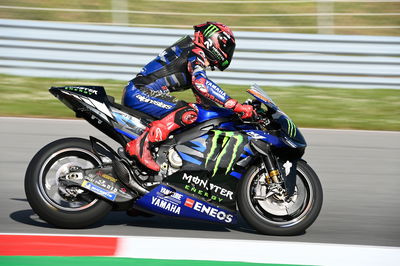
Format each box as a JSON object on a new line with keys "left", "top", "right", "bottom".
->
{"left": 123, "top": 22, "right": 254, "bottom": 172}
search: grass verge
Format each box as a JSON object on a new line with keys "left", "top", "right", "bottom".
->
{"left": 0, "top": 256, "right": 307, "bottom": 266}
{"left": 0, "top": 74, "right": 399, "bottom": 131}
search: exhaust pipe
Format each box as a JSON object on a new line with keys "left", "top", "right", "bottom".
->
{"left": 113, "top": 160, "right": 148, "bottom": 195}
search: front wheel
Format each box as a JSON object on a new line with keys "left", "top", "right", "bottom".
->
{"left": 238, "top": 160, "right": 323, "bottom": 235}
{"left": 25, "top": 137, "right": 112, "bottom": 229}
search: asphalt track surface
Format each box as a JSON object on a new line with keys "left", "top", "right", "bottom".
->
{"left": 1, "top": 117, "right": 399, "bottom": 247}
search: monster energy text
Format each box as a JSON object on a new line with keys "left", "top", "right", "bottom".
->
{"left": 182, "top": 173, "right": 233, "bottom": 202}
{"left": 184, "top": 185, "right": 224, "bottom": 203}
{"left": 64, "top": 86, "right": 98, "bottom": 96}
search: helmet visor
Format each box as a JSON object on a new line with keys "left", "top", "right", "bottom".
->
{"left": 218, "top": 40, "right": 235, "bottom": 71}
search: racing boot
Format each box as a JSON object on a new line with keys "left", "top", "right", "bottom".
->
{"left": 126, "top": 103, "right": 198, "bottom": 171}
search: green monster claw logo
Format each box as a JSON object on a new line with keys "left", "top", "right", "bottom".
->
{"left": 204, "top": 24, "right": 219, "bottom": 38}
{"left": 286, "top": 118, "right": 297, "bottom": 138}
{"left": 205, "top": 130, "right": 244, "bottom": 177}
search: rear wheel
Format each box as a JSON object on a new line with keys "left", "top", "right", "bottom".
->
{"left": 25, "top": 138, "right": 112, "bottom": 228}
{"left": 238, "top": 160, "right": 323, "bottom": 235}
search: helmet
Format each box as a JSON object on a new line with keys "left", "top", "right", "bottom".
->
{"left": 193, "top": 22, "right": 236, "bottom": 71}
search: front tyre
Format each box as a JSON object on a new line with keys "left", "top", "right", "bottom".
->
{"left": 238, "top": 160, "right": 323, "bottom": 235}
{"left": 25, "top": 138, "right": 112, "bottom": 229}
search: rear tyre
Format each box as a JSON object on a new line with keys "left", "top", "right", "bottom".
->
{"left": 25, "top": 138, "right": 112, "bottom": 229}
{"left": 238, "top": 160, "right": 323, "bottom": 235}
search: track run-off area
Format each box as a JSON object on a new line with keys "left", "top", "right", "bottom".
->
{"left": 0, "top": 117, "right": 399, "bottom": 265}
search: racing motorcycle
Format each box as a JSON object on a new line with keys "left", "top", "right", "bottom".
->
{"left": 25, "top": 84, "right": 323, "bottom": 235}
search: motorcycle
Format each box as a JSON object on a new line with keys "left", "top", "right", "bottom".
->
{"left": 25, "top": 84, "right": 323, "bottom": 235}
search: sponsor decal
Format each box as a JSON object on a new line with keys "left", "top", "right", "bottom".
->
{"left": 197, "top": 83, "right": 208, "bottom": 94}
{"left": 245, "top": 131, "right": 266, "bottom": 139}
{"left": 204, "top": 24, "right": 219, "bottom": 38}
{"left": 184, "top": 185, "right": 223, "bottom": 203}
{"left": 184, "top": 198, "right": 195, "bottom": 208}
{"left": 182, "top": 173, "right": 233, "bottom": 201}
{"left": 159, "top": 187, "right": 183, "bottom": 202}
{"left": 206, "top": 80, "right": 226, "bottom": 98}
{"left": 100, "top": 173, "right": 117, "bottom": 183}
{"left": 286, "top": 118, "right": 297, "bottom": 138}
{"left": 93, "top": 178, "right": 118, "bottom": 193}
{"left": 150, "top": 186, "right": 183, "bottom": 215}
{"left": 210, "top": 47, "right": 224, "bottom": 61}
{"left": 222, "top": 31, "right": 232, "bottom": 39}
{"left": 134, "top": 185, "right": 235, "bottom": 224}
{"left": 87, "top": 172, "right": 118, "bottom": 192}
{"left": 204, "top": 39, "right": 213, "bottom": 49}
{"left": 283, "top": 161, "right": 293, "bottom": 176}
{"left": 64, "top": 86, "right": 98, "bottom": 96}
{"left": 154, "top": 128, "right": 163, "bottom": 142}
{"left": 81, "top": 180, "right": 116, "bottom": 201}
{"left": 185, "top": 198, "right": 233, "bottom": 223}
{"left": 205, "top": 130, "right": 244, "bottom": 176}
{"left": 135, "top": 94, "right": 173, "bottom": 110}
{"left": 151, "top": 197, "right": 181, "bottom": 215}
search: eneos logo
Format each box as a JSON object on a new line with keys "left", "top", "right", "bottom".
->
{"left": 184, "top": 198, "right": 233, "bottom": 223}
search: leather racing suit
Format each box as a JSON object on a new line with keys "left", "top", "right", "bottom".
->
{"left": 123, "top": 36, "right": 253, "bottom": 171}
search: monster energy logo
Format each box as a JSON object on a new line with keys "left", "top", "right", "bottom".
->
{"left": 205, "top": 130, "right": 244, "bottom": 177}
{"left": 286, "top": 118, "right": 297, "bottom": 138}
{"left": 204, "top": 24, "right": 219, "bottom": 38}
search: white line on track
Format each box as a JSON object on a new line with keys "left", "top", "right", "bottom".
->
{"left": 2, "top": 233, "right": 400, "bottom": 266}
{"left": 116, "top": 236, "right": 400, "bottom": 266}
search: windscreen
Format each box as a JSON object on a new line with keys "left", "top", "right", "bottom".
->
{"left": 247, "top": 84, "right": 279, "bottom": 111}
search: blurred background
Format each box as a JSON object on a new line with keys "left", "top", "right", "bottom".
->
{"left": 0, "top": 0, "right": 399, "bottom": 130}
{"left": 1, "top": 0, "right": 399, "bottom": 35}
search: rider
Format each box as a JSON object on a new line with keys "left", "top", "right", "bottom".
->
{"left": 123, "top": 22, "right": 254, "bottom": 172}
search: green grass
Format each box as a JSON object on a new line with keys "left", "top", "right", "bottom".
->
{"left": 1, "top": 74, "right": 399, "bottom": 131}
{"left": 0, "top": 256, "right": 307, "bottom": 266}
{"left": 0, "top": 0, "right": 399, "bottom": 36}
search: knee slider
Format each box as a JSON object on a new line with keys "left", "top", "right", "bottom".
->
{"left": 175, "top": 103, "right": 198, "bottom": 126}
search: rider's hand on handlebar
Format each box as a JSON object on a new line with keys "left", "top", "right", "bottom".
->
{"left": 234, "top": 103, "right": 254, "bottom": 119}
{"left": 224, "top": 99, "right": 254, "bottom": 120}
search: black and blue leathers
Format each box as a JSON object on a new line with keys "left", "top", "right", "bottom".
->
{"left": 122, "top": 36, "right": 232, "bottom": 119}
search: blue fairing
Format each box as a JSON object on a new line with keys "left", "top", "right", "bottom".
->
{"left": 134, "top": 184, "right": 237, "bottom": 224}
{"left": 195, "top": 104, "right": 234, "bottom": 123}
{"left": 243, "top": 130, "right": 287, "bottom": 148}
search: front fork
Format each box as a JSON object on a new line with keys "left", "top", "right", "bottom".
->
{"left": 261, "top": 151, "right": 281, "bottom": 184}
{"left": 251, "top": 139, "right": 297, "bottom": 198}
{"left": 250, "top": 139, "right": 283, "bottom": 185}
{"left": 260, "top": 153, "right": 298, "bottom": 197}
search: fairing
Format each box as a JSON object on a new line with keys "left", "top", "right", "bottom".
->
{"left": 134, "top": 184, "right": 236, "bottom": 224}
{"left": 50, "top": 86, "right": 153, "bottom": 143}
{"left": 247, "top": 85, "right": 307, "bottom": 150}
{"left": 195, "top": 104, "right": 234, "bottom": 123}
{"left": 164, "top": 128, "right": 249, "bottom": 211}
{"left": 50, "top": 84, "right": 307, "bottom": 221}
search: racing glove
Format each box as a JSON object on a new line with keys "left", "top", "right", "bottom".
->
{"left": 224, "top": 99, "right": 254, "bottom": 119}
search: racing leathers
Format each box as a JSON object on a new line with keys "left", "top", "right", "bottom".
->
{"left": 123, "top": 36, "right": 253, "bottom": 171}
